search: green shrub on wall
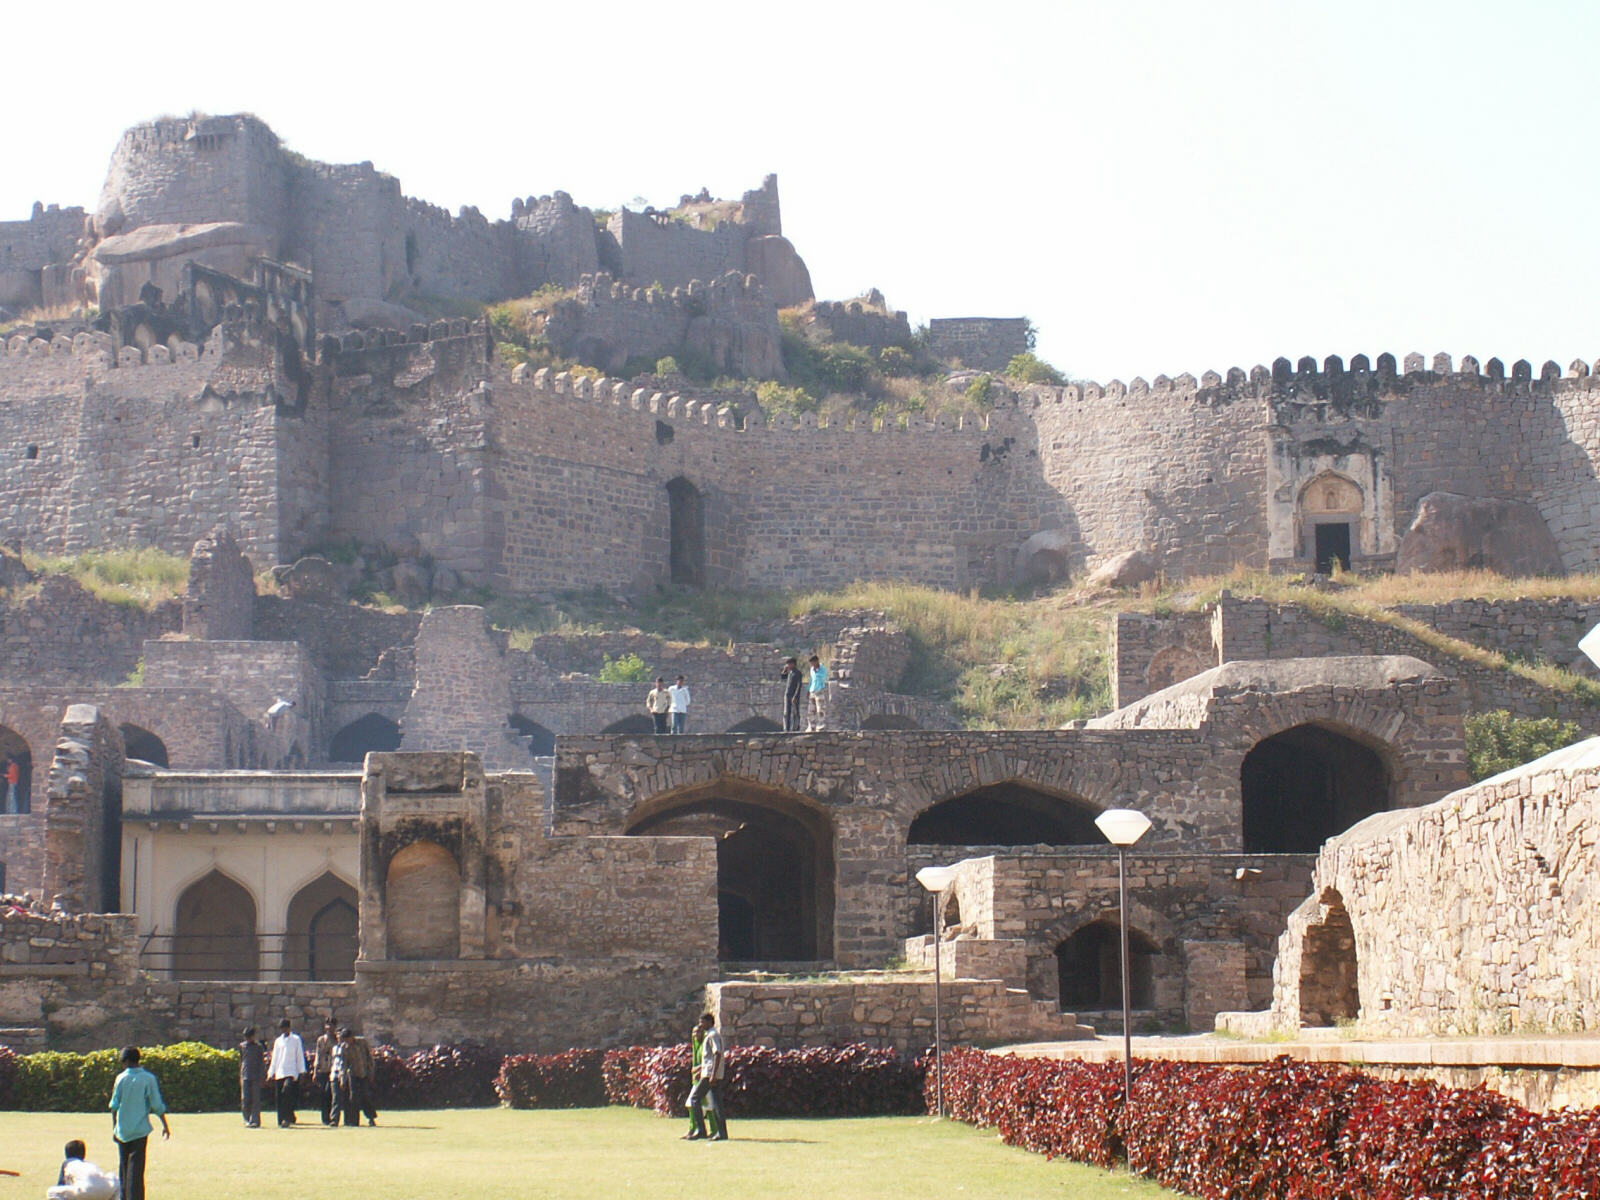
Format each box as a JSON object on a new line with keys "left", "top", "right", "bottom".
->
{"left": 1464, "top": 710, "right": 1586, "bottom": 781}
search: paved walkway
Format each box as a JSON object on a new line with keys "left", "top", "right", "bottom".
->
{"left": 1000, "top": 1031, "right": 1600, "bottom": 1069}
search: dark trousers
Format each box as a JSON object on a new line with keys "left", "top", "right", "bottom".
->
{"left": 687, "top": 1077, "right": 726, "bottom": 1138}
{"left": 783, "top": 693, "right": 802, "bottom": 731}
{"left": 275, "top": 1076, "right": 299, "bottom": 1125}
{"left": 317, "top": 1074, "right": 334, "bottom": 1124}
{"left": 652, "top": 711, "right": 669, "bottom": 734}
{"left": 671, "top": 711, "right": 686, "bottom": 734}
{"left": 116, "top": 1135, "right": 148, "bottom": 1200}
{"left": 338, "top": 1075, "right": 376, "bottom": 1125}
{"left": 241, "top": 1075, "right": 263, "bottom": 1126}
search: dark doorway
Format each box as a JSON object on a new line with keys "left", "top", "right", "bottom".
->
{"left": 601, "top": 714, "right": 657, "bottom": 736}
{"left": 628, "top": 785, "right": 834, "bottom": 962}
{"left": 284, "top": 872, "right": 359, "bottom": 980}
{"left": 1241, "top": 724, "right": 1392, "bottom": 852}
{"left": 508, "top": 714, "right": 556, "bottom": 756}
{"left": 329, "top": 713, "right": 402, "bottom": 763}
{"left": 1055, "top": 919, "right": 1157, "bottom": 1011}
{"left": 908, "top": 781, "right": 1102, "bottom": 846}
{"left": 120, "top": 724, "right": 169, "bottom": 767}
{"left": 1299, "top": 890, "right": 1360, "bottom": 1026}
{"left": 727, "top": 717, "right": 782, "bottom": 734}
{"left": 174, "top": 871, "right": 259, "bottom": 979}
{"left": 1314, "top": 523, "right": 1352, "bottom": 574}
{"left": 0, "top": 726, "right": 33, "bottom": 814}
{"left": 667, "top": 476, "right": 705, "bottom": 585}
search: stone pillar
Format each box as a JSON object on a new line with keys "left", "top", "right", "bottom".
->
{"left": 40, "top": 705, "right": 125, "bottom": 913}
{"left": 182, "top": 527, "right": 256, "bottom": 640}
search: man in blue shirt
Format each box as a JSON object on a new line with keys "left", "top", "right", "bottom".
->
{"left": 806, "top": 655, "right": 828, "bottom": 731}
{"left": 109, "top": 1046, "right": 170, "bottom": 1200}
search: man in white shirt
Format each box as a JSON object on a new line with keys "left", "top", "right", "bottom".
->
{"left": 266, "top": 1018, "right": 307, "bottom": 1128}
{"left": 668, "top": 675, "right": 691, "bottom": 735}
{"left": 695, "top": 1013, "right": 728, "bottom": 1141}
{"left": 48, "top": 1140, "right": 119, "bottom": 1200}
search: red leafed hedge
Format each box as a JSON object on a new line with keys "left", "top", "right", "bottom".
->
{"left": 495, "top": 1049, "right": 608, "bottom": 1108}
{"left": 601, "top": 1043, "right": 925, "bottom": 1117}
{"left": 369, "top": 1042, "right": 503, "bottom": 1108}
{"left": 937, "top": 1048, "right": 1600, "bottom": 1200}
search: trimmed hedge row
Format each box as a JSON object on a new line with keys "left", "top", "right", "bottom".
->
{"left": 937, "top": 1048, "right": 1600, "bottom": 1200}
{"left": 496, "top": 1049, "right": 609, "bottom": 1108}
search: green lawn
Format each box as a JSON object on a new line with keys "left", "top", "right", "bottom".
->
{"left": 0, "top": 1108, "right": 1177, "bottom": 1199}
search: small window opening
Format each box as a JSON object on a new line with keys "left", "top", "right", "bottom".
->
{"left": 24, "top": 445, "right": 38, "bottom": 460}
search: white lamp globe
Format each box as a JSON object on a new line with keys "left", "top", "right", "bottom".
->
{"left": 1095, "top": 808, "right": 1152, "bottom": 847}
{"left": 915, "top": 865, "right": 958, "bottom": 893}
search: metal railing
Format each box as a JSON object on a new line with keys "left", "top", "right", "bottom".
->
{"left": 138, "top": 931, "right": 356, "bottom": 981}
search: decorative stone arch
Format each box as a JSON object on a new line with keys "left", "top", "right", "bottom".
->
{"left": 329, "top": 713, "right": 402, "bottom": 764}
{"left": 384, "top": 840, "right": 461, "bottom": 960}
{"left": 907, "top": 778, "right": 1105, "bottom": 847}
{"left": 283, "top": 870, "right": 359, "bottom": 981}
{"left": 0, "top": 723, "right": 34, "bottom": 814}
{"left": 1297, "top": 887, "right": 1360, "bottom": 1027}
{"left": 665, "top": 475, "right": 705, "bottom": 586}
{"left": 118, "top": 723, "right": 169, "bottom": 768}
{"left": 508, "top": 713, "right": 556, "bottom": 757}
{"left": 1240, "top": 720, "right": 1398, "bottom": 852}
{"left": 1039, "top": 897, "right": 1180, "bottom": 1016}
{"left": 1145, "top": 645, "right": 1212, "bottom": 695}
{"left": 172, "top": 868, "right": 260, "bottom": 980}
{"left": 1297, "top": 470, "right": 1364, "bottom": 573}
{"left": 1055, "top": 918, "right": 1162, "bottom": 1011}
{"left": 625, "top": 777, "right": 835, "bottom": 962}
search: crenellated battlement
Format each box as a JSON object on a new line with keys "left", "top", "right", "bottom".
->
{"left": 0, "top": 327, "right": 209, "bottom": 373}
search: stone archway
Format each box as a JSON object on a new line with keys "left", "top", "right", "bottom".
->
{"left": 385, "top": 841, "right": 460, "bottom": 960}
{"left": 0, "top": 724, "right": 32, "bottom": 814}
{"left": 119, "top": 723, "right": 169, "bottom": 768}
{"left": 1298, "top": 471, "right": 1364, "bottom": 573}
{"left": 666, "top": 476, "right": 705, "bottom": 586}
{"left": 1241, "top": 723, "right": 1394, "bottom": 852}
{"left": 1146, "top": 646, "right": 1211, "bottom": 694}
{"left": 908, "top": 780, "right": 1102, "bottom": 846}
{"left": 1298, "top": 889, "right": 1360, "bottom": 1026}
{"left": 601, "top": 715, "right": 657, "bottom": 736}
{"left": 329, "top": 713, "right": 402, "bottom": 764}
{"left": 284, "top": 872, "right": 359, "bottom": 980}
{"left": 1055, "top": 918, "right": 1160, "bottom": 1011}
{"left": 627, "top": 780, "right": 834, "bottom": 962}
{"left": 173, "top": 870, "right": 259, "bottom": 980}
{"left": 508, "top": 714, "right": 556, "bottom": 757}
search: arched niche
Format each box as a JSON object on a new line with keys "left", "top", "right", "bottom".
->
{"left": 1298, "top": 471, "right": 1363, "bottom": 573}
{"left": 0, "top": 725, "right": 34, "bottom": 814}
{"left": 601, "top": 714, "right": 657, "bottom": 736}
{"left": 1145, "top": 646, "right": 1211, "bottom": 695}
{"left": 908, "top": 781, "right": 1102, "bottom": 846}
{"left": 173, "top": 870, "right": 259, "bottom": 980}
{"left": 1241, "top": 723, "right": 1394, "bottom": 853}
{"left": 508, "top": 714, "right": 556, "bottom": 757}
{"left": 726, "top": 716, "right": 782, "bottom": 734}
{"left": 1299, "top": 889, "right": 1360, "bottom": 1027}
{"left": 119, "top": 723, "right": 169, "bottom": 768}
{"left": 666, "top": 476, "right": 705, "bottom": 586}
{"left": 329, "top": 713, "right": 402, "bottom": 764}
{"left": 1055, "top": 918, "right": 1159, "bottom": 1011}
{"left": 385, "top": 841, "right": 460, "bottom": 960}
{"left": 284, "top": 872, "right": 359, "bottom": 980}
{"left": 627, "top": 781, "right": 834, "bottom": 962}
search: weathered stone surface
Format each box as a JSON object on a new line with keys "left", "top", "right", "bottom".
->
{"left": 1396, "top": 491, "right": 1564, "bottom": 576}
{"left": 1085, "top": 549, "right": 1158, "bottom": 590}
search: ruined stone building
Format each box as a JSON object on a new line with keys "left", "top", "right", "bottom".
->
{"left": 2, "top": 114, "right": 1597, "bottom": 1054}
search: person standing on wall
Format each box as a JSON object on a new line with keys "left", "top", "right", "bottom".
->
{"left": 239, "top": 1025, "right": 266, "bottom": 1128}
{"left": 779, "top": 657, "right": 805, "bottom": 732}
{"left": 108, "top": 1046, "right": 169, "bottom": 1200}
{"left": 267, "top": 1017, "right": 307, "bottom": 1127}
{"left": 669, "top": 675, "right": 692, "bottom": 734}
{"left": 646, "top": 677, "right": 673, "bottom": 735}
{"left": 806, "top": 654, "right": 829, "bottom": 732}
{"left": 311, "top": 1018, "right": 339, "bottom": 1125}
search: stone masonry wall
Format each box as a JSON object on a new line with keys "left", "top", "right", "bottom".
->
{"left": 0, "top": 205, "right": 87, "bottom": 309}
{"left": 927, "top": 318, "right": 1030, "bottom": 371}
{"left": 0, "top": 814, "right": 46, "bottom": 896}
{"left": 1265, "top": 755, "right": 1600, "bottom": 1037}
{"left": 40, "top": 705, "right": 124, "bottom": 913}
{"left": 181, "top": 527, "right": 256, "bottom": 640}
{"left": 0, "top": 577, "right": 179, "bottom": 686}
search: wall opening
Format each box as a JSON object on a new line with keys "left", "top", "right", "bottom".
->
{"left": 284, "top": 872, "right": 359, "bottom": 980}
{"left": 508, "top": 714, "right": 556, "bottom": 756}
{"left": 1298, "top": 889, "right": 1360, "bottom": 1026}
{"left": 1055, "top": 919, "right": 1158, "bottom": 1011}
{"left": 628, "top": 783, "right": 834, "bottom": 962}
{"left": 908, "top": 781, "right": 1101, "bottom": 846}
{"left": 385, "top": 840, "right": 461, "bottom": 960}
{"left": 1241, "top": 723, "right": 1393, "bottom": 852}
{"left": 173, "top": 870, "right": 259, "bottom": 980}
{"left": 600, "top": 715, "right": 657, "bottom": 736}
{"left": 0, "top": 726, "right": 32, "bottom": 814}
{"left": 329, "top": 713, "right": 402, "bottom": 764}
{"left": 119, "top": 724, "right": 170, "bottom": 768}
{"left": 726, "top": 717, "right": 782, "bottom": 733}
{"left": 1298, "top": 471, "right": 1363, "bottom": 570}
{"left": 666, "top": 476, "right": 705, "bottom": 586}
{"left": 1315, "top": 523, "right": 1352, "bottom": 574}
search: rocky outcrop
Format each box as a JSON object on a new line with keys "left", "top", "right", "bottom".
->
{"left": 1396, "top": 492, "right": 1564, "bottom": 576}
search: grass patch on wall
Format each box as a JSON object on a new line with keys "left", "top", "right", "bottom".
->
{"left": 24, "top": 548, "right": 189, "bottom": 608}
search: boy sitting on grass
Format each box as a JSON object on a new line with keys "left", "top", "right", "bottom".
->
{"left": 48, "top": 1140, "right": 119, "bottom": 1200}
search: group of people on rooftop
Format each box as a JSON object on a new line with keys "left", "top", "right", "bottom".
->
{"left": 643, "top": 654, "right": 829, "bottom": 735}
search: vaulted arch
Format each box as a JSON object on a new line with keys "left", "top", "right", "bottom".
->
{"left": 1299, "top": 888, "right": 1360, "bottom": 1027}
{"left": 0, "top": 724, "right": 33, "bottom": 814}
{"left": 726, "top": 716, "right": 782, "bottom": 734}
{"left": 119, "top": 723, "right": 169, "bottom": 768}
{"left": 284, "top": 872, "right": 359, "bottom": 980}
{"left": 330, "top": 713, "right": 402, "bottom": 764}
{"left": 173, "top": 869, "right": 259, "bottom": 980}
{"left": 508, "top": 714, "right": 556, "bottom": 757}
{"left": 908, "top": 780, "right": 1102, "bottom": 847}
{"left": 385, "top": 841, "right": 460, "bottom": 960}
{"left": 1055, "top": 917, "right": 1160, "bottom": 1011}
{"left": 1241, "top": 722, "right": 1395, "bottom": 852}
{"left": 627, "top": 779, "right": 834, "bottom": 962}
{"left": 666, "top": 476, "right": 705, "bottom": 586}
{"left": 601, "top": 714, "right": 657, "bottom": 736}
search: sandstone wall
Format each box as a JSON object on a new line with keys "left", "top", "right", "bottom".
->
{"left": 0, "top": 205, "right": 86, "bottom": 308}
{"left": 927, "top": 318, "right": 1030, "bottom": 371}
{"left": 0, "top": 814, "right": 46, "bottom": 896}
{"left": 0, "top": 577, "right": 179, "bottom": 686}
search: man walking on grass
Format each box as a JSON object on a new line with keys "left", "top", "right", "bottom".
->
{"left": 109, "top": 1046, "right": 169, "bottom": 1200}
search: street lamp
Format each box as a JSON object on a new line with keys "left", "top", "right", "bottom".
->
{"left": 915, "top": 863, "right": 957, "bottom": 1118}
{"left": 1093, "top": 808, "right": 1152, "bottom": 1108}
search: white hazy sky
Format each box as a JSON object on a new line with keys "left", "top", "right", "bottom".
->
{"left": 3, "top": 0, "right": 1596, "bottom": 380}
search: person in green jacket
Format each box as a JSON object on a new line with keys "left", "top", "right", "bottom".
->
{"left": 681, "top": 1021, "right": 708, "bottom": 1139}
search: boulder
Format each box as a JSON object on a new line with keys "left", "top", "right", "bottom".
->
{"left": 1396, "top": 492, "right": 1564, "bottom": 576}
{"left": 745, "top": 235, "right": 814, "bottom": 308}
{"left": 391, "top": 558, "right": 434, "bottom": 607}
{"left": 273, "top": 556, "right": 347, "bottom": 604}
{"left": 1086, "top": 549, "right": 1159, "bottom": 590}
{"left": 1014, "top": 530, "right": 1073, "bottom": 585}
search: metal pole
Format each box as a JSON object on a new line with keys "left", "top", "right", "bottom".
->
{"left": 933, "top": 887, "right": 945, "bottom": 1118}
{"left": 1118, "top": 845, "right": 1133, "bottom": 1106}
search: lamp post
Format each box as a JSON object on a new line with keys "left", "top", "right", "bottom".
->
{"left": 1093, "top": 808, "right": 1152, "bottom": 1108}
{"left": 915, "top": 863, "right": 957, "bottom": 1118}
